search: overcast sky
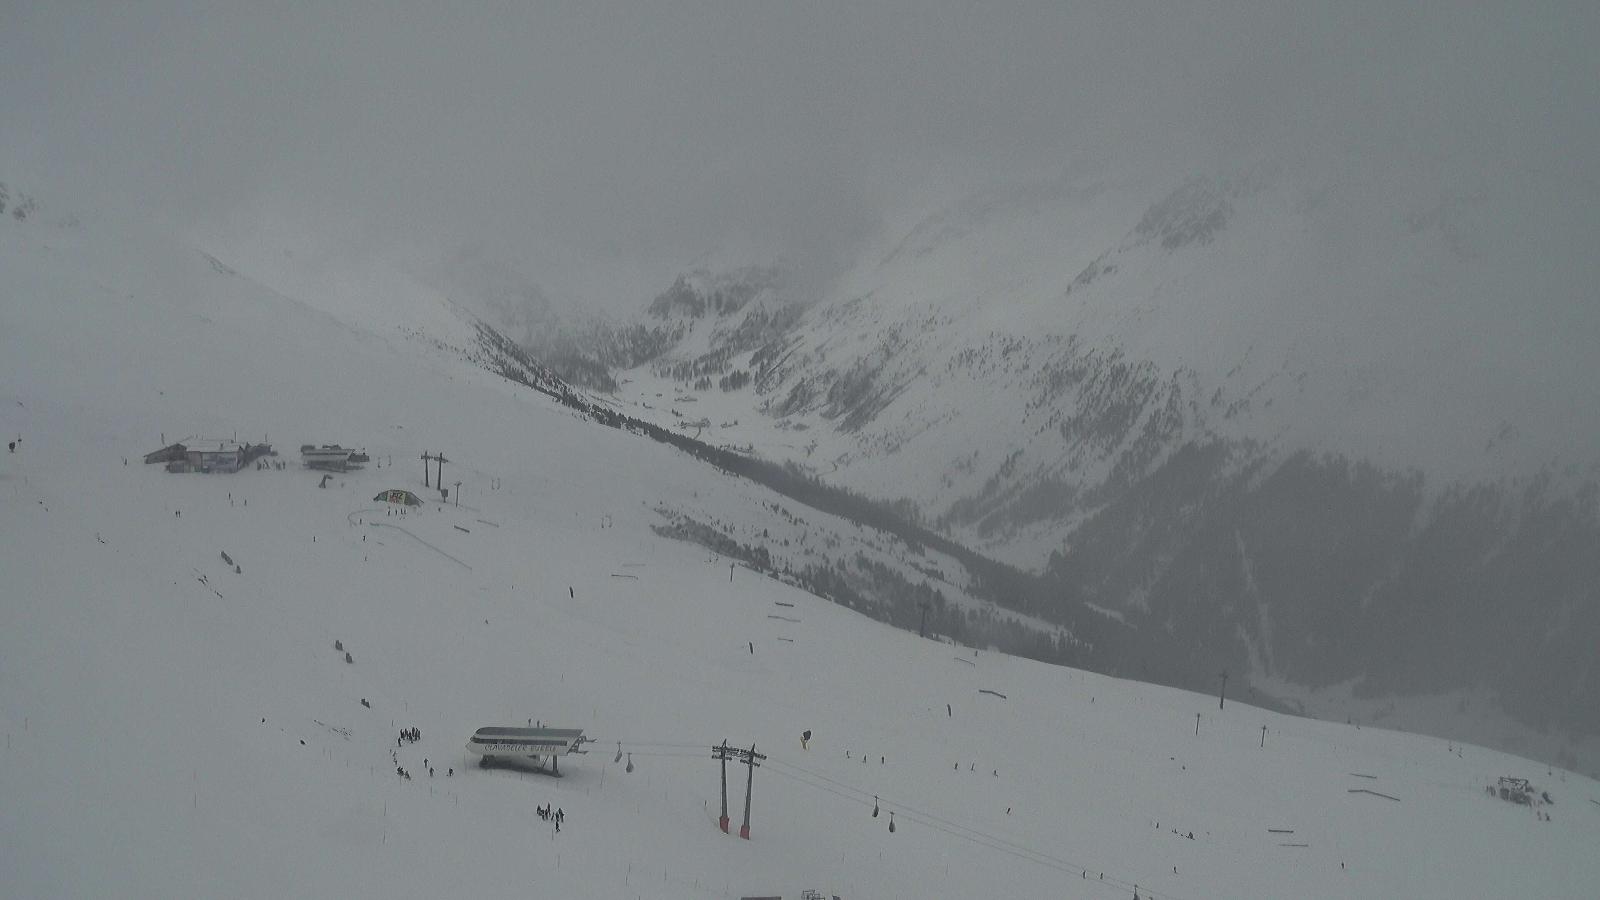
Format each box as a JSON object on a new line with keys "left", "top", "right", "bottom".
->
{"left": 3, "top": 2, "right": 1595, "bottom": 309}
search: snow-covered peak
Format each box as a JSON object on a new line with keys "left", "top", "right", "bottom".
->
{"left": 824, "top": 161, "right": 1600, "bottom": 480}
{"left": 646, "top": 264, "right": 790, "bottom": 321}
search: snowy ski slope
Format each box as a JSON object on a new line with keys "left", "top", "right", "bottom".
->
{"left": 3, "top": 212, "right": 1597, "bottom": 898}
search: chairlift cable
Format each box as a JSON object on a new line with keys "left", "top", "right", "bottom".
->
{"left": 760, "top": 756, "right": 1187, "bottom": 900}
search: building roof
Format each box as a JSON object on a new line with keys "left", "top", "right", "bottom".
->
{"left": 467, "top": 726, "right": 587, "bottom": 756}
{"left": 143, "top": 442, "right": 188, "bottom": 463}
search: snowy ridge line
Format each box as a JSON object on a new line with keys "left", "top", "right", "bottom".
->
{"left": 762, "top": 756, "right": 1186, "bottom": 899}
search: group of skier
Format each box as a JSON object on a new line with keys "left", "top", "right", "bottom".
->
{"left": 391, "top": 735, "right": 449, "bottom": 779}
{"left": 537, "top": 804, "right": 564, "bottom": 832}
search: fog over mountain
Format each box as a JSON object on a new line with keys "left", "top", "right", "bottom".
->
{"left": 6, "top": 3, "right": 1593, "bottom": 311}
{"left": 4, "top": 2, "right": 1598, "bottom": 767}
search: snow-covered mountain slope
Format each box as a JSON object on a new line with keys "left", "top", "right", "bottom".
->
{"left": 6, "top": 202, "right": 1600, "bottom": 899}
{"left": 574, "top": 159, "right": 1600, "bottom": 767}
{"left": 614, "top": 163, "right": 1599, "bottom": 550}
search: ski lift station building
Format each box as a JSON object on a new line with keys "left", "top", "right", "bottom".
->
{"left": 145, "top": 439, "right": 271, "bottom": 473}
{"left": 466, "top": 726, "right": 587, "bottom": 774}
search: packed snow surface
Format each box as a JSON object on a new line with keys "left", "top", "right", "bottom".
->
{"left": 3, "top": 214, "right": 1597, "bottom": 898}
